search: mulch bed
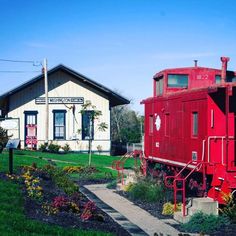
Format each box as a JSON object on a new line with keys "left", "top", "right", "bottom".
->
{"left": 1, "top": 171, "right": 130, "bottom": 236}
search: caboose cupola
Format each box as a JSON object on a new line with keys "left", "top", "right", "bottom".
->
{"left": 153, "top": 57, "right": 236, "bottom": 97}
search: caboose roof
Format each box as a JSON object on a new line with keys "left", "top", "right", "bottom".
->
{"left": 153, "top": 66, "right": 223, "bottom": 78}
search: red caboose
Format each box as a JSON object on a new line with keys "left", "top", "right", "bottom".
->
{"left": 141, "top": 57, "right": 236, "bottom": 205}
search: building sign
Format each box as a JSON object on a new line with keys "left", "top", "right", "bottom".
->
{"left": 0, "top": 119, "right": 18, "bottom": 130}
{"left": 35, "top": 97, "right": 84, "bottom": 104}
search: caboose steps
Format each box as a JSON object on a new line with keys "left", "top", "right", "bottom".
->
{"left": 174, "top": 197, "right": 218, "bottom": 223}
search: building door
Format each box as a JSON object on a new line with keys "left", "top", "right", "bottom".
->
{"left": 24, "top": 111, "right": 38, "bottom": 149}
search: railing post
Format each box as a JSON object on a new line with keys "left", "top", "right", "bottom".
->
{"left": 203, "top": 163, "right": 206, "bottom": 192}
{"left": 174, "top": 179, "right": 177, "bottom": 211}
{"left": 183, "top": 179, "right": 186, "bottom": 216}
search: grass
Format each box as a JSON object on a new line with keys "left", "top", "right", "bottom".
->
{"left": 14, "top": 150, "right": 135, "bottom": 168}
{"left": 2, "top": 149, "right": 137, "bottom": 180}
{"left": 0, "top": 149, "right": 137, "bottom": 235}
{"left": 0, "top": 180, "right": 112, "bottom": 236}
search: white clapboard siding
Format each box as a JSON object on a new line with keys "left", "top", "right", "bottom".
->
{"left": 7, "top": 70, "right": 111, "bottom": 153}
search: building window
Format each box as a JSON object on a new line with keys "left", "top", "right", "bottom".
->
{"left": 192, "top": 112, "right": 198, "bottom": 136}
{"left": 156, "top": 76, "right": 164, "bottom": 96}
{"left": 82, "top": 111, "right": 94, "bottom": 140}
{"left": 53, "top": 110, "right": 66, "bottom": 140}
{"left": 168, "top": 74, "right": 188, "bottom": 88}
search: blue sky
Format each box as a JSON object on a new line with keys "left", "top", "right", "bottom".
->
{"left": 1, "top": 0, "right": 236, "bottom": 114}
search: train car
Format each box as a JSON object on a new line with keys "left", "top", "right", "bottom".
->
{"left": 141, "top": 57, "right": 236, "bottom": 205}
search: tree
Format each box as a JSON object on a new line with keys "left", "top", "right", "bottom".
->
{"left": 0, "top": 127, "right": 10, "bottom": 152}
{"left": 79, "top": 100, "right": 108, "bottom": 166}
{"left": 111, "top": 105, "right": 143, "bottom": 144}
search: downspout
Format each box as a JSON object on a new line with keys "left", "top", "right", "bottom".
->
{"left": 225, "top": 85, "right": 229, "bottom": 167}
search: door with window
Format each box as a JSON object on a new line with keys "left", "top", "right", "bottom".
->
{"left": 24, "top": 111, "right": 38, "bottom": 149}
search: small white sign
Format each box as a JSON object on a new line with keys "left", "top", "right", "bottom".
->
{"left": 0, "top": 120, "right": 18, "bottom": 130}
{"left": 155, "top": 115, "right": 161, "bottom": 131}
{"left": 156, "top": 142, "right": 160, "bottom": 148}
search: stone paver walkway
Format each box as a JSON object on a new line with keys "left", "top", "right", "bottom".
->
{"left": 81, "top": 184, "right": 181, "bottom": 236}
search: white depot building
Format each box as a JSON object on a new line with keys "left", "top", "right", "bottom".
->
{"left": 0, "top": 64, "right": 129, "bottom": 153}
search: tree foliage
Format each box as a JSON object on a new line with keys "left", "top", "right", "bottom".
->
{"left": 111, "top": 105, "right": 143, "bottom": 143}
{"left": 0, "top": 127, "right": 10, "bottom": 152}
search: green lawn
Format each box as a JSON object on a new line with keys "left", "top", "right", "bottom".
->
{"left": 0, "top": 149, "right": 137, "bottom": 235}
{"left": 1, "top": 150, "right": 137, "bottom": 180}
{"left": 13, "top": 150, "right": 136, "bottom": 169}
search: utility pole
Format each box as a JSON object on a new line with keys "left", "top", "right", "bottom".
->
{"left": 43, "top": 58, "right": 49, "bottom": 144}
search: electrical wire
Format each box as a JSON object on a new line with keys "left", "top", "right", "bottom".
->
{"left": 0, "top": 58, "right": 35, "bottom": 63}
{"left": 0, "top": 70, "right": 41, "bottom": 73}
{"left": 0, "top": 58, "right": 42, "bottom": 67}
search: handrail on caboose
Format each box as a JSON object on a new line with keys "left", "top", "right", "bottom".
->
{"left": 165, "top": 160, "right": 208, "bottom": 217}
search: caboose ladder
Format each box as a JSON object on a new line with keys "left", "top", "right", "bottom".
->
{"left": 165, "top": 160, "right": 207, "bottom": 217}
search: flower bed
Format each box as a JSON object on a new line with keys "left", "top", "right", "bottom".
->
{"left": 5, "top": 165, "right": 129, "bottom": 235}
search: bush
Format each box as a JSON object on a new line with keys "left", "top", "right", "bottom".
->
{"left": 106, "top": 180, "right": 117, "bottom": 189}
{"left": 181, "top": 212, "right": 230, "bottom": 234}
{"left": 96, "top": 145, "right": 102, "bottom": 154}
{"left": 162, "top": 202, "right": 181, "bottom": 215}
{"left": 62, "top": 143, "right": 71, "bottom": 153}
{"left": 0, "top": 127, "right": 10, "bottom": 152}
{"left": 38, "top": 143, "right": 47, "bottom": 152}
{"left": 220, "top": 192, "right": 236, "bottom": 223}
{"left": 48, "top": 143, "right": 61, "bottom": 153}
{"left": 42, "top": 165, "right": 79, "bottom": 195}
{"left": 127, "top": 180, "right": 165, "bottom": 202}
{"left": 63, "top": 166, "right": 82, "bottom": 173}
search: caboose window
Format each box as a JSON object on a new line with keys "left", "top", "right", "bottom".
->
{"left": 149, "top": 115, "right": 153, "bottom": 134}
{"left": 192, "top": 112, "right": 198, "bottom": 136}
{"left": 168, "top": 74, "right": 188, "bottom": 88}
{"left": 215, "top": 75, "right": 221, "bottom": 84}
{"left": 155, "top": 76, "right": 163, "bottom": 96}
{"left": 165, "top": 113, "right": 170, "bottom": 136}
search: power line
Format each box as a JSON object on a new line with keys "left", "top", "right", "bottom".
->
{"left": 0, "top": 58, "right": 35, "bottom": 63}
{"left": 0, "top": 70, "right": 41, "bottom": 73}
{"left": 0, "top": 58, "right": 42, "bottom": 66}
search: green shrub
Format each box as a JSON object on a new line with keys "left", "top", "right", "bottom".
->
{"left": 38, "top": 143, "right": 47, "bottom": 152}
{"left": 220, "top": 192, "right": 236, "bottom": 223}
{"left": 48, "top": 143, "right": 61, "bottom": 153}
{"left": 62, "top": 143, "right": 71, "bottom": 153}
{"left": 123, "top": 182, "right": 134, "bottom": 192}
{"left": 63, "top": 166, "right": 82, "bottom": 173}
{"left": 42, "top": 165, "right": 79, "bottom": 195}
{"left": 181, "top": 211, "right": 230, "bottom": 234}
{"left": 106, "top": 180, "right": 117, "bottom": 189}
{"left": 162, "top": 202, "right": 181, "bottom": 215}
{"left": 127, "top": 180, "right": 165, "bottom": 202}
{"left": 0, "top": 127, "right": 11, "bottom": 152}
